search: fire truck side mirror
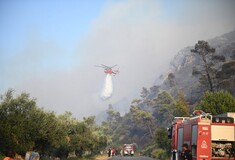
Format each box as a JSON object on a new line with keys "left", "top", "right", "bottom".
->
{"left": 167, "top": 127, "right": 172, "bottom": 139}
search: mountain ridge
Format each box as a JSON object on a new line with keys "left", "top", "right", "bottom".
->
{"left": 157, "top": 29, "right": 235, "bottom": 105}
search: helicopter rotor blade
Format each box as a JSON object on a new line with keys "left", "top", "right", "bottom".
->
{"left": 101, "top": 64, "right": 110, "bottom": 68}
{"left": 94, "top": 65, "right": 105, "bottom": 68}
{"left": 110, "top": 64, "right": 117, "bottom": 68}
{"left": 96, "top": 64, "right": 117, "bottom": 69}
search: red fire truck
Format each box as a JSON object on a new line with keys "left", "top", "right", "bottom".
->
{"left": 123, "top": 144, "right": 134, "bottom": 156}
{"left": 168, "top": 111, "right": 235, "bottom": 160}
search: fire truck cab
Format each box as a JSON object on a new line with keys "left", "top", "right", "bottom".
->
{"left": 123, "top": 144, "right": 134, "bottom": 156}
{"left": 168, "top": 111, "right": 235, "bottom": 160}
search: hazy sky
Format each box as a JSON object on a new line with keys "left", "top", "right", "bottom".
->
{"left": 1, "top": 0, "right": 235, "bottom": 119}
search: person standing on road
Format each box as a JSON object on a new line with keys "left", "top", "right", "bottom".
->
{"left": 108, "top": 148, "right": 111, "bottom": 157}
{"left": 115, "top": 149, "right": 119, "bottom": 156}
{"left": 120, "top": 149, "right": 123, "bottom": 156}
{"left": 25, "top": 150, "right": 40, "bottom": 160}
{"left": 111, "top": 148, "right": 115, "bottom": 156}
{"left": 181, "top": 143, "right": 192, "bottom": 160}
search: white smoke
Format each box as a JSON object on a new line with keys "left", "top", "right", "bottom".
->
{"left": 101, "top": 74, "right": 113, "bottom": 100}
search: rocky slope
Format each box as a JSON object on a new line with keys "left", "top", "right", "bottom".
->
{"left": 158, "top": 30, "right": 235, "bottom": 104}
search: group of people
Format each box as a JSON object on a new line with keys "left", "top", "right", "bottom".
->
{"left": 106, "top": 144, "right": 192, "bottom": 159}
{"left": 107, "top": 148, "right": 115, "bottom": 157}
{"left": 107, "top": 148, "right": 123, "bottom": 157}
{"left": 3, "top": 150, "right": 40, "bottom": 160}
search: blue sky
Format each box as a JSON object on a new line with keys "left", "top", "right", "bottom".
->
{"left": 1, "top": 0, "right": 235, "bottom": 118}
{"left": 0, "top": 0, "right": 110, "bottom": 93}
{"left": 0, "top": 0, "right": 106, "bottom": 69}
{"left": 0, "top": 0, "right": 106, "bottom": 46}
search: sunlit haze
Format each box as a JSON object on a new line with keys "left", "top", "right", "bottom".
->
{"left": 1, "top": 0, "right": 235, "bottom": 119}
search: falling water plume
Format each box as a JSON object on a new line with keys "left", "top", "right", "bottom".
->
{"left": 101, "top": 74, "right": 113, "bottom": 100}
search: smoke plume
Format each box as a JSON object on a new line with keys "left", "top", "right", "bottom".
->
{"left": 101, "top": 74, "right": 113, "bottom": 100}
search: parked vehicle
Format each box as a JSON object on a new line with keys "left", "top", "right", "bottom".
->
{"left": 123, "top": 144, "right": 134, "bottom": 156}
{"left": 168, "top": 110, "right": 235, "bottom": 160}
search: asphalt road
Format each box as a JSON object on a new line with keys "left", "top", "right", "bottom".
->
{"left": 108, "top": 156, "right": 157, "bottom": 160}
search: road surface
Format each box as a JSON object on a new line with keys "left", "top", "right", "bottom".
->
{"left": 107, "top": 156, "right": 157, "bottom": 160}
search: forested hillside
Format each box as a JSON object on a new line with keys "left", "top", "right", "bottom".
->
{"left": 159, "top": 30, "right": 235, "bottom": 104}
{"left": 1, "top": 30, "right": 235, "bottom": 160}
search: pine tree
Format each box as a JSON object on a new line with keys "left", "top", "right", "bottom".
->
{"left": 191, "top": 40, "right": 216, "bottom": 91}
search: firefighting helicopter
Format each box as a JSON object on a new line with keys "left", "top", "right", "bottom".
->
{"left": 95, "top": 64, "right": 119, "bottom": 76}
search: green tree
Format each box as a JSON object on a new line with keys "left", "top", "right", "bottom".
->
{"left": 0, "top": 89, "right": 39, "bottom": 154}
{"left": 32, "top": 110, "right": 57, "bottom": 157}
{"left": 56, "top": 112, "right": 77, "bottom": 158}
{"left": 197, "top": 90, "right": 235, "bottom": 114}
{"left": 106, "top": 105, "right": 121, "bottom": 131}
{"left": 152, "top": 91, "right": 175, "bottom": 126}
{"left": 0, "top": 90, "right": 108, "bottom": 158}
{"left": 130, "top": 106, "right": 155, "bottom": 138}
{"left": 92, "top": 123, "right": 110, "bottom": 153}
{"left": 174, "top": 91, "right": 190, "bottom": 117}
{"left": 152, "top": 127, "right": 171, "bottom": 159}
{"left": 148, "top": 85, "right": 160, "bottom": 99}
{"left": 57, "top": 113, "right": 99, "bottom": 157}
{"left": 0, "top": 89, "right": 73, "bottom": 158}
{"left": 191, "top": 40, "right": 216, "bottom": 91}
{"left": 140, "top": 87, "right": 149, "bottom": 99}
{"left": 154, "top": 91, "right": 174, "bottom": 104}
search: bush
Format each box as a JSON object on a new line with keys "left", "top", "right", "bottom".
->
{"left": 197, "top": 90, "right": 235, "bottom": 114}
{"left": 151, "top": 148, "right": 168, "bottom": 159}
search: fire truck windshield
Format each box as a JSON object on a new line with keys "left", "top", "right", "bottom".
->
{"left": 125, "top": 145, "right": 132, "bottom": 149}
